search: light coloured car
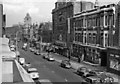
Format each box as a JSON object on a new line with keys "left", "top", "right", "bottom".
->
{"left": 29, "top": 72, "right": 39, "bottom": 80}
{"left": 85, "top": 76, "right": 101, "bottom": 84}
{"left": 34, "top": 49, "right": 40, "bottom": 55}
{"left": 10, "top": 45, "right": 15, "bottom": 48}
{"left": 30, "top": 48, "right": 34, "bottom": 52}
{"left": 47, "top": 55, "right": 55, "bottom": 61}
{"left": 19, "top": 58, "right": 25, "bottom": 65}
{"left": 42, "top": 53, "right": 49, "bottom": 59}
{"left": 27, "top": 68, "right": 37, "bottom": 73}
{"left": 11, "top": 47, "right": 15, "bottom": 51}
{"left": 27, "top": 68, "right": 39, "bottom": 80}
{"left": 60, "top": 60, "right": 71, "bottom": 69}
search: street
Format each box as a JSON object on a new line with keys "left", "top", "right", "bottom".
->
{"left": 18, "top": 42, "right": 85, "bottom": 83}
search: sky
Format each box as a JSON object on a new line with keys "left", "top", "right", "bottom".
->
{"left": 3, "top": 0, "right": 119, "bottom": 27}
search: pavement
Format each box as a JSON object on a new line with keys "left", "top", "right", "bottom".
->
{"left": 46, "top": 52, "right": 120, "bottom": 83}
{"left": 2, "top": 60, "right": 23, "bottom": 84}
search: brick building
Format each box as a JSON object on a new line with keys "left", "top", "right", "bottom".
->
{"left": 52, "top": 0, "right": 94, "bottom": 56}
{"left": 71, "top": 4, "right": 116, "bottom": 66}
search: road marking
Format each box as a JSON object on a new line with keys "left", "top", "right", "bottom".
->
{"left": 65, "top": 78, "right": 68, "bottom": 82}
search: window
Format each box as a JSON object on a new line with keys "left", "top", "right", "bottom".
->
{"left": 105, "top": 33, "right": 108, "bottom": 47}
{"left": 113, "top": 14, "right": 115, "bottom": 25}
{"left": 105, "top": 16, "right": 108, "bottom": 26}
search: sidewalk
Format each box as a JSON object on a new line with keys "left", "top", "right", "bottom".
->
{"left": 2, "top": 60, "right": 23, "bottom": 84}
{"left": 50, "top": 52, "right": 120, "bottom": 83}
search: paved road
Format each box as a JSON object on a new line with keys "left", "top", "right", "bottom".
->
{"left": 18, "top": 43, "right": 85, "bottom": 83}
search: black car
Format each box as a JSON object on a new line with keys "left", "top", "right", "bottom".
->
{"left": 60, "top": 60, "right": 71, "bottom": 69}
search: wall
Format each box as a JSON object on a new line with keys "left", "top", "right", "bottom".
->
{"left": 0, "top": 3, "right": 3, "bottom": 84}
{"left": 0, "top": 4, "right": 3, "bottom": 37}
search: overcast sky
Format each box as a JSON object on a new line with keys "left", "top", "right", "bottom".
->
{"left": 3, "top": 0, "right": 119, "bottom": 27}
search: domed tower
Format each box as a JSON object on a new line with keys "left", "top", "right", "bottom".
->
{"left": 23, "top": 13, "right": 32, "bottom": 42}
{"left": 94, "top": 0, "right": 99, "bottom": 8}
{"left": 24, "top": 13, "right": 32, "bottom": 27}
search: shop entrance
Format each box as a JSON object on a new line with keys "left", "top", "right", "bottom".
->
{"left": 100, "top": 51, "right": 107, "bottom": 66}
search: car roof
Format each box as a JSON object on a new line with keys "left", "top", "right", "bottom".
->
{"left": 28, "top": 68, "right": 37, "bottom": 71}
{"left": 29, "top": 72, "right": 39, "bottom": 74}
{"left": 38, "top": 79, "right": 52, "bottom": 83}
{"left": 87, "top": 76, "right": 100, "bottom": 80}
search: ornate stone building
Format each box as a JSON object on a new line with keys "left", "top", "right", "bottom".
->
{"left": 71, "top": 3, "right": 116, "bottom": 65}
{"left": 23, "top": 13, "right": 32, "bottom": 42}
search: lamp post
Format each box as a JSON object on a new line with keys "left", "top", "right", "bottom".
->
{"left": 16, "top": 31, "right": 21, "bottom": 51}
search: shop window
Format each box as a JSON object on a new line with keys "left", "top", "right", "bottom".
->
{"left": 105, "top": 15, "right": 108, "bottom": 26}
{"left": 113, "top": 14, "right": 114, "bottom": 25}
{"left": 110, "top": 59, "right": 120, "bottom": 71}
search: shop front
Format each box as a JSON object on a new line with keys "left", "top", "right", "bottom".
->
{"left": 54, "top": 41, "right": 67, "bottom": 56}
{"left": 84, "top": 45, "right": 107, "bottom": 66}
{"left": 72, "top": 43, "right": 84, "bottom": 62}
{"left": 107, "top": 47, "right": 120, "bottom": 75}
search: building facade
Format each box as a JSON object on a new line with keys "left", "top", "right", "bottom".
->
{"left": 52, "top": 1, "right": 94, "bottom": 56}
{"left": 107, "top": 3, "right": 120, "bottom": 76}
{"left": 0, "top": 4, "right": 3, "bottom": 37}
{"left": 71, "top": 4, "right": 115, "bottom": 66}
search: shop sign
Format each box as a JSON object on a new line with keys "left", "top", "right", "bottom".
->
{"left": 110, "top": 59, "right": 120, "bottom": 71}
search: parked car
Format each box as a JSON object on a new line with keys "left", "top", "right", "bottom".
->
{"left": 85, "top": 70, "right": 105, "bottom": 77}
{"left": 60, "top": 60, "right": 71, "bottom": 69}
{"left": 19, "top": 58, "right": 25, "bottom": 65}
{"left": 10, "top": 45, "right": 15, "bottom": 48}
{"left": 76, "top": 67, "right": 90, "bottom": 77}
{"left": 29, "top": 72, "right": 39, "bottom": 80}
{"left": 22, "top": 45, "right": 27, "bottom": 51}
{"left": 22, "top": 43, "right": 27, "bottom": 51}
{"left": 23, "top": 63, "right": 31, "bottom": 69}
{"left": 47, "top": 55, "right": 55, "bottom": 61}
{"left": 27, "top": 68, "right": 39, "bottom": 80}
{"left": 42, "top": 53, "right": 49, "bottom": 59}
{"left": 100, "top": 75, "right": 114, "bottom": 84}
{"left": 85, "top": 76, "right": 101, "bottom": 84}
{"left": 10, "top": 47, "right": 15, "bottom": 51}
{"left": 29, "top": 47, "right": 34, "bottom": 52}
{"left": 85, "top": 72, "right": 114, "bottom": 84}
{"left": 34, "top": 49, "right": 40, "bottom": 55}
